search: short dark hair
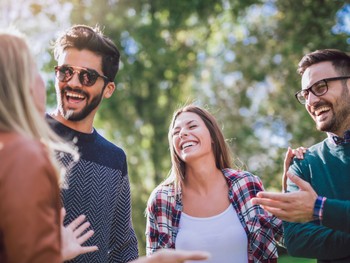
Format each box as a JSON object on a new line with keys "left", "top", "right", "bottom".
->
{"left": 297, "top": 49, "right": 350, "bottom": 76}
{"left": 53, "top": 25, "right": 120, "bottom": 82}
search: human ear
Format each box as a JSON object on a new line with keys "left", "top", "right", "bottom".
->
{"left": 103, "top": 82, "right": 115, "bottom": 98}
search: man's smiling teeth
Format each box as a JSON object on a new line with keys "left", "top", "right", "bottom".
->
{"left": 182, "top": 141, "right": 196, "bottom": 149}
{"left": 66, "top": 92, "right": 84, "bottom": 99}
{"left": 314, "top": 106, "right": 330, "bottom": 116}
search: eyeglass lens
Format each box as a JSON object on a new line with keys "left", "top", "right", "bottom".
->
{"left": 298, "top": 80, "right": 328, "bottom": 103}
{"left": 56, "top": 66, "right": 99, "bottom": 86}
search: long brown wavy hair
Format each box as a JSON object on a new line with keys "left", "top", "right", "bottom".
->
{"left": 164, "top": 104, "right": 233, "bottom": 189}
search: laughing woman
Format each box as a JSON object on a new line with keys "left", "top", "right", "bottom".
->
{"left": 146, "top": 105, "right": 283, "bottom": 263}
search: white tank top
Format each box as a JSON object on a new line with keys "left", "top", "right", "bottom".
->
{"left": 175, "top": 205, "right": 248, "bottom": 263}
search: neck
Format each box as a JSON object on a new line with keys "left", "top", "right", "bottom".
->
{"left": 51, "top": 111, "right": 94, "bottom": 134}
{"left": 329, "top": 126, "right": 350, "bottom": 138}
{"left": 184, "top": 162, "right": 223, "bottom": 193}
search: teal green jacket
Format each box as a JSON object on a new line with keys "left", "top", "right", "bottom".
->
{"left": 284, "top": 137, "right": 350, "bottom": 263}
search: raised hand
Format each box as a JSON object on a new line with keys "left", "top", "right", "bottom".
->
{"left": 61, "top": 208, "right": 98, "bottom": 260}
{"left": 252, "top": 172, "right": 317, "bottom": 222}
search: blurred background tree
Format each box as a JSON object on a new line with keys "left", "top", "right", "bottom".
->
{"left": 2, "top": 0, "right": 349, "bottom": 261}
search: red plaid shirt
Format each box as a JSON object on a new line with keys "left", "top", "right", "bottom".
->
{"left": 146, "top": 168, "right": 283, "bottom": 263}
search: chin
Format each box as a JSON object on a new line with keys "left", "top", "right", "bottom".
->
{"left": 316, "top": 123, "right": 333, "bottom": 133}
{"left": 61, "top": 109, "right": 80, "bottom": 121}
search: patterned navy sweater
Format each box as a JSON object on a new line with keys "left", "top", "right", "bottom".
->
{"left": 47, "top": 115, "right": 138, "bottom": 263}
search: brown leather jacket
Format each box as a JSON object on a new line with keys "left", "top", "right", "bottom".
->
{"left": 0, "top": 132, "right": 62, "bottom": 263}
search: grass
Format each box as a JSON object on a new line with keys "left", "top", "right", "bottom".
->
{"left": 279, "top": 255, "right": 316, "bottom": 263}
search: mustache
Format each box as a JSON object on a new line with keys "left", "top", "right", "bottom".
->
{"left": 62, "top": 86, "right": 89, "bottom": 98}
{"left": 313, "top": 101, "right": 331, "bottom": 111}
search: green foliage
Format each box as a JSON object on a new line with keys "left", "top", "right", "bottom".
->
{"left": 64, "top": 0, "right": 350, "bottom": 255}
{"left": 279, "top": 255, "right": 316, "bottom": 263}
{"left": 17, "top": 0, "right": 348, "bottom": 257}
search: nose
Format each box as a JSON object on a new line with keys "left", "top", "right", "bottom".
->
{"left": 179, "top": 129, "right": 188, "bottom": 138}
{"left": 67, "top": 71, "right": 82, "bottom": 87}
{"left": 306, "top": 91, "right": 320, "bottom": 106}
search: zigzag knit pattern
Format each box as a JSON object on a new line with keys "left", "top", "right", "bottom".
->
{"left": 47, "top": 115, "right": 139, "bottom": 263}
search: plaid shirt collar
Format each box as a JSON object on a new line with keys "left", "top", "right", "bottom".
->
{"left": 327, "top": 129, "right": 350, "bottom": 145}
{"left": 170, "top": 170, "right": 235, "bottom": 212}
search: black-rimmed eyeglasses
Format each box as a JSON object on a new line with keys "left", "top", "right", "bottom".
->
{"left": 295, "top": 76, "right": 350, "bottom": 104}
{"left": 55, "top": 65, "right": 109, "bottom": 87}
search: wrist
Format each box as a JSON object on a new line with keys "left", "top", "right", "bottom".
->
{"left": 313, "top": 196, "right": 327, "bottom": 221}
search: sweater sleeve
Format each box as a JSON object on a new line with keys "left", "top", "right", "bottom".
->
{"left": 284, "top": 161, "right": 350, "bottom": 259}
{"left": 0, "top": 139, "right": 62, "bottom": 263}
{"left": 283, "top": 221, "right": 350, "bottom": 260}
{"left": 323, "top": 199, "right": 350, "bottom": 233}
{"left": 109, "top": 158, "right": 139, "bottom": 262}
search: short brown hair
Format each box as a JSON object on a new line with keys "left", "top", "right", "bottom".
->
{"left": 297, "top": 49, "right": 350, "bottom": 76}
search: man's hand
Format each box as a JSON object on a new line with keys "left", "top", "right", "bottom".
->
{"left": 252, "top": 172, "right": 318, "bottom": 223}
{"left": 134, "top": 249, "right": 210, "bottom": 263}
{"left": 61, "top": 208, "right": 98, "bottom": 260}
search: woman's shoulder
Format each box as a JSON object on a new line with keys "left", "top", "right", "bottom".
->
{"left": 222, "top": 168, "right": 257, "bottom": 180}
{"left": 0, "top": 132, "right": 45, "bottom": 157}
{"left": 0, "top": 132, "right": 53, "bottom": 176}
{"left": 149, "top": 182, "right": 176, "bottom": 200}
{"left": 222, "top": 168, "right": 263, "bottom": 186}
{"left": 147, "top": 182, "right": 177, "bottom": 210}
{"left": 0, "top": 133, "right": 58, "bottom": 197}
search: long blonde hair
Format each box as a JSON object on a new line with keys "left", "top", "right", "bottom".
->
{"left": 0, "top": 30, "right": 77, "bottom": 182}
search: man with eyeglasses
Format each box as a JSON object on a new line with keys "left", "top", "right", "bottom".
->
{"left": 46, "top": 25, "right": 139, "bottom": 263}
{"left": 252, "top": 49, "right": 350, "bottom": 263}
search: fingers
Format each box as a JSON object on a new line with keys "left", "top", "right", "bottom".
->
{"left": 282, "top": 147, "right": 294, "bottom": 192}
{"left": 178, "top": 250, "right": 210, "bottom": 260}
{"left": 292, "top": 147, "right": 307, "bottom": 160}
{"left": 77, "top": 229, "right": 94, "bottom": 244}
{"left": 60, "top": 211, "right": 97, "bottom": 261}
{"left": 286, "top": 172, "right": 312, "bottom": 191}
{"left": 282, "top": 173, "right": 288, "bottom": 193}
{"left": 283, "top": 147, "right": 294, "bottom": 167}
{"left": 61, "top": 207, "right": 66, "bottom": 225}
{"left": 256, "top": 191, "right": 291, "bottom": 202}
{"left": 259, "top": 205, "right": 300, "bottom": 222}
{"left": 73, "top": 221, "right": 91, "bottom": 239}
{"left": 282, "top": 146, "right": 306, "bottom": 192}
{"left": 153, "top": 249, "right": 210, "bottom": 262}
{"left": 66, "top": 214, "right": 87, "bottom": 231}
{"left": 283, "top": 146, "right": 307, "bottom": 169}
{"left": 283, "top": 147, "right": 294, "bottom": 172}
{"left": 252, "top": 193, "right": 290, "bottom": 214}
{"left": 80, "top": 245, "right": 99, "bottom": 254}
{"left": 258, "top": 205, "right": 286, "bottom": 218}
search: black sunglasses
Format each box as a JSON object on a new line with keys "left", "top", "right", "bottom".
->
{"left": 54, "top": 65, "right": 109, "bottom": 87}
{"left": 295, "top": 76, "right": 350, "bottom": 104}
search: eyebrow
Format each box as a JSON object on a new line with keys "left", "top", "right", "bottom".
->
{"left": 304, "top": 79, "right": 323, "bottom": 90}
{"left": 173, "top": 120, "right": 196, "bottom": 130}
{"left": 64, "top": 64, "right": 95, "bottom": 72}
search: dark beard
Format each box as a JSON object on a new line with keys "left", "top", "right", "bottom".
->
{"left": 317, "top": 85, "right": 350, "bottom": 134}
{"left": 58, "top": 86, "right": 105, "bottom": 121}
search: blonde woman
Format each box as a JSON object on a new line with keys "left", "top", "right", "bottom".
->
{"left": 0, "top": 30, "right": 98, "bottom": 262}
